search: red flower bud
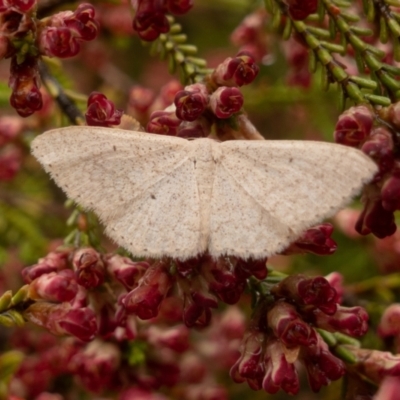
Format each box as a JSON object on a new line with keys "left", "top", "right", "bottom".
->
{"left": 210, "top": 86, "right": 243, "bottom": 119}
{"left": 73, "top": 248, "right": 105, "bottom": 289}
{"left": 85, "top": 92, "right": 123, "bottom": 127}
{"left": 147, "top": 110, "right": 181, "bottom": 136}
{"left": 133, "top": 0, "right": 169, "bottom": 41}
{"left": 382, "top": 168, "right": 400, "bottom": 212}
{"left": 213, "top": 55, "right": 259, "bottom": 87}
{"left": 166, "top": 0, "right": 193, "bottom": 15}
{"left": 334, "top": 106, "right": 374, "bottom": 147}
{"left": 174, "top": 83, "right": 209, "bottom": 122}
{"left": 355, "top": 196, "right": 397, "bottom": 238}
{"left": 287, "top": 0, "right": 318, "bottom": 20}
{"left": 64, "top": 3, "right": 99, "bottom": 41}
{"left": 106, "top": 254, "right": 149, "bottom": 290}
{"left": 313, "top": 306, "right": 369, "bottom": 337}
{"left": 122, "top": 262, "right": 173, "bottom": 320}
{"left": 267, "top": 302, "right": 317, "bottom": 347}
{"left": 39, "top": 27, "right": 80, "bottom": 58}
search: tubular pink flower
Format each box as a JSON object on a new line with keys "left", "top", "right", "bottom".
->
{"left": 267, "top": 301, "right": 317, "bottom": 347}
{"left": 29, "top": 270, "right": 78, "bottom": 303}
{"left": 64, "top": 3, "right": 99, "bottom": 41}
{"left": 312, "top": 305, "right": 369, "bottom": 337}
{"left": 182, "top": 293, "right": 214, "bottom": 328}
{"left": 106, "top": 254, "right": 149, "bottom": 290}
{"left": 174, "top": 83, "right": 209, "bottom": 121}
{"left": 122, "top": 262, "right": 173, "bottom": 320}
{"left": 146, "top": 325, "right": 190, "bottom": 352}
{"left": 262, "top": 340, "right": 300, "bottom": 395}
{"left": 230, "top": 331, "right": 265, "bottom": 390}
{"left": 347, "top": 346, "right": 400, "bottom": 382}
{"left": 209, "top": 87, "right": 243, "bottom": 119}
{"left": 21, "top": 249, "right": 71, "bottom": 283}
{"left": 301, "top": 334, "right": 345, "bottom": 392}
{"left": 72, "top": 248, "right": 105, "bottom": 289}
{"left": 147, "top": 110, "right": 181, "bottom": 136}
{"left": 85, "top": 92, "right": 123, "bottom": 127}
{"left": 334, "top": 106, "right": 374, "bottom": 147}
{"left": 213, "top": 55, "right": 259, "bottom": 87}
{"left": 24, "top": 303, "right": 97, "bottom": 341}
{"left": 39, "top": 27, "right": 80, "bottom": 58}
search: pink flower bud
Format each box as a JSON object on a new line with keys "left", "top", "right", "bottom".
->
{"left": 24, "top": 303, "right": 97, "bottom": 341}
{"left": 147, "top": 110, "right": 181, "bottom": 136}
{"left": 361, "top": 127, "right": 394, "bottom": 174}
{"left": 287, "top": 0, "right": 318, "bottom": 20}
{"left": 39, "top": 27, "right": 80, "bottom": 58}
{"left": 106, "top": 254, "right": 149, "bottom": 290}
{"left": 72, "top": 248, "right": 104, "bottom": 289}
{"left": 267, "top": 302, "right": 317, "bottom": 347}
{"left": 378, "top": 304, "right": 400, "bottom": 337}
{"left": 334, "top": 106, "right": 374, "bottom": 147}
{"left": 122, "top": 262, "right": 173, "bottom": 319}
{"left": 8, "top": 0, "right": 36, "bottom": 12}
{"left": 262, "top": 340, "right": 300, "bottom": 395}
{"left": 313, "top": 305, "right": 369, "bottom": 337}
{"left": 22, "top": 250, "right": 71, "bottom": 283}
{"left": 213, "top": 55, "right": 259, "bottom": 87}
{"left": 174, "top": 83, "right": 209, "bottom": 121}
{"left": 29, "top": 269, "right": 78, "bottom": 302}
{"left": 70, "top": 340, "right": 120, "bottom": 392}
{"left": 85, "top": 92, "right": 123, "bottom": 127}
{"left": 301, "top": 334, "right": 345, "bottom": 392}
{"left": 347, "top": 347, "right": 400, "bottom": 383}
{"left": 166, "top": 0, "right": 193, "bottom": 15}
{"left": 210, "top": 87, "right": 243, "bottom": 119}
{"left": 0, "top": 146, "right": 21, "bottom": 181}
{"left": 64, "top": 3, "right": 99, "bottom": 41}
{"left": 283, "top": 223, "right": 337, "bottom": 255}
{"left": 133, "top": 0, "right": 169, "bottom": 41}
{"left": 230, "top": 331, "right": 265, "bottom": 389}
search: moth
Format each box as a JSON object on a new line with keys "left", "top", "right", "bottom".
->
{"left": 32, "top": 126, "right": 377, "bottom": 260}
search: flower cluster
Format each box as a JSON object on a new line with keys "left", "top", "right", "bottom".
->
{"left": 334, "top": 105, "right": 400, "bottom": 239}
{"left": 231, "top": 274, "right": 368, "bottom": 394}
{"left": 146, "top": 54, "right": 259, "bottom": 138}
{"left": 2, "top": 2, "right": 99, "bottom": 117}
{"left": 132, "top": 0, "right": 193, "bottom": 41}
